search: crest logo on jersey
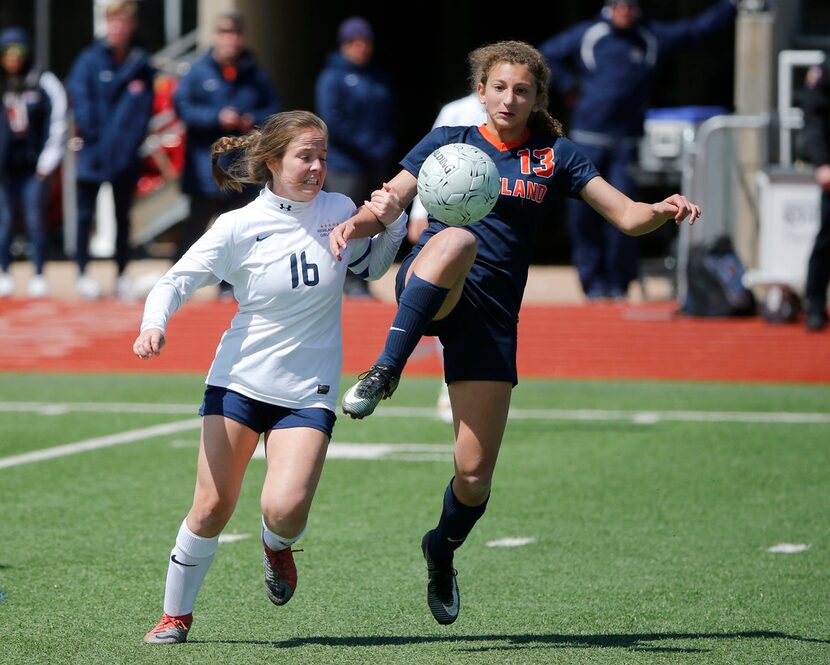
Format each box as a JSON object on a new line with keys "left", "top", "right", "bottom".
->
{"left": 318, "top": 222, "right": 336, "bottom": 238}
{"left": 317, "top": 384, "right": 330, "bottom": 394}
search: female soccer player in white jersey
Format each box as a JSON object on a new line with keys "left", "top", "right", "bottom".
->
{"left": 333, "top": 41, "right": 700, "bottom": 626}
{"left": 134, "top": 110, "right": 406, "bottom": 644}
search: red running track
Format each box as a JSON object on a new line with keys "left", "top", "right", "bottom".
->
{"left": 0, "top": 299, "right": 827, "bottom": 383}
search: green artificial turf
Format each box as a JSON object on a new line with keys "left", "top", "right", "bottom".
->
{"left": 1, "top": 373, "right": 828, "bottom": 664}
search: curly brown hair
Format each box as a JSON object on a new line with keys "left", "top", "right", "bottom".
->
{"left": 468, "top": 40, "right": 564, "bottom": 138}
{"left": 211, "top": 111, "right": 329, "bottom": 193}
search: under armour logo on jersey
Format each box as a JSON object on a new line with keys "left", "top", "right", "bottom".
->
{"left": 279, "top": 203, "right": 292, "bottom": 211}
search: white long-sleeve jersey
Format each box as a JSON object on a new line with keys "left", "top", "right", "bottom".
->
{"left": 140, "top": 187, "right": 406, "bottom": 411}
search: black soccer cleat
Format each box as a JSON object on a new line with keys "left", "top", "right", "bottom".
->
{"left": 421, "top": 530, "right": 460, "bottom": 625}
{"left": 341, "top": 364, "right": 400, "bottom": 419}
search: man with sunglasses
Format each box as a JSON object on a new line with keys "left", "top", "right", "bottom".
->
{"left": 172, "top": 11, "right": 281, "bottom": 270}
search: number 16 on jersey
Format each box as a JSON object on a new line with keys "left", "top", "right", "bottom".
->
{"left": 290, "top": 251, "right": 319, "bottom": 288}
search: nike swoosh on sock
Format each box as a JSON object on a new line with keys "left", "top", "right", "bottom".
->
{"left": 171, "top": 554, "right": 197, "bottom": 567}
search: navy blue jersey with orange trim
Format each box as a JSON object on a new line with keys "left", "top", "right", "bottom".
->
{"left": 401, "top": 124, "right": 599, "bottom": 327}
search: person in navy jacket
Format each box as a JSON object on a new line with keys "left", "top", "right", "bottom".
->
{"left": 540, "top": 0, "right": 737, "bottom": 300}
{"left": 315, "top": 16, "right": 396, "bottom": 298}
{"left": 799, "top": 59, "right": 830, "bottom": 332}
{"left": 0, "top": 27, "right": 67, "bottom": 299}
{"left": 66, "top": 0, "right": 154, "bottom": 299}
{"left": 173, "top": 10, "right": 281, "bottom": 262}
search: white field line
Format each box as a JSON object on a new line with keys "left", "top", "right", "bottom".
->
{"left": 0, "top": 402, "right": 829, "bottom": 424}
{"left": 378, "top": 406, "right": 830, "bottom": 424}
{"left": 0, "top": 418, "right": 201, "bottom": 470}
{"left": 1, "top": 402, "right": 828, "bottom": 471}
{"left": 487, "top": 537, "right": 537, "bottom": 548}
{"left": 0, "top": 402, "right": 198, "bottom": 415}
{"left": 218, "top": 533, "right": 251, "bottom": 544}
{"left": 0, "top": 428, "right": 451, "bottom": 470}
{"left": 767, "top": 543, "right": 810, "bottom": 554}
{"left": 252, "top": 442, "right": 453, "bottom": 461}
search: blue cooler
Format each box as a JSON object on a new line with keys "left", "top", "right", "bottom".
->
{"left": 640, "top": 105, "right": 727, "bottom": 172}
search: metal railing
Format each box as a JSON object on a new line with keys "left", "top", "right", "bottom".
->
{"left": 677, "top": 113, "right": 771, "bottom": 305}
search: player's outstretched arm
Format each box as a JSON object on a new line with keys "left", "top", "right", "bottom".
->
{"left": 365, "top": 181, "right": 406, "bottom": 224}
{"left": 329, "top": 206, "right": 388, "bottom": 262}
{"left": 580, "top": 176, "right": 701, "bottom": 236}
{"left": 329, "top": 169, "right": 415, "bottom": 260}
{"left": 133, "top": 328, "right": 165, "bottom": 360}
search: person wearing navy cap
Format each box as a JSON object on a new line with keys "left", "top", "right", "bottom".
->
{"left": 540, "top": 0, "right": 738, "bottom": 300}
{"left": 0, "top": 27, "right": 67, "bottom": 298}
{"left": 315, "top": 16, "right": 396, "bottom": 299}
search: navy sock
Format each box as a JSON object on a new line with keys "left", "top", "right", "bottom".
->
{"left": 376, "top": 274, "right": 449, "bottom": 370}
{"left": 428, "top": 478, "right": 489, "bottom": 564}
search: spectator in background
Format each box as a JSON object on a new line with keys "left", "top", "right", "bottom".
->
{"left": 66, "top": 0, "right": 154, "bottom": 299}
{"left": 0, "top": 27, "right": 67, "bottom": 299}
{"left": 800, "top": 59, "right": 830, "bottom": 332}
{"left": 540, "top": 0, "right": 737, "bottom": 300}
{"left": 315, "top": 16, "right": 396, "bottom": 298}
{"left": 173, "top": 10, "right": 281, "bottom": 269}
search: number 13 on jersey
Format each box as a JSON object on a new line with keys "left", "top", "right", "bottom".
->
{"left": 517, "top": 147, "right": 555, "bottom": 177}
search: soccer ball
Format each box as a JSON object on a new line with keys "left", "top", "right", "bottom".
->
{"left": 416, "top": 143, "right": 500, "bottom": 226}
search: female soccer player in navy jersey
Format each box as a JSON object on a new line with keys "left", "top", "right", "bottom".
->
{"left": 332, "top": 41, "right": 699, "bottom": 626}
{"left": 133, "top": 110, "right": 405, "bottom": 644}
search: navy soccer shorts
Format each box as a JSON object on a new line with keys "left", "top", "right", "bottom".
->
{"left": 395, "top": 254, "right": 518, "bottom": 386}
{"left": 200, "top": 386, "right": 336, "bottom": 437}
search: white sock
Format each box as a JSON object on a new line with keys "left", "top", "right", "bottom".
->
{"left": 262, "top": 516, "right": 305, "bottom": 551}
{"left": 162, "top": 520, "right": 219, "bottom": 617}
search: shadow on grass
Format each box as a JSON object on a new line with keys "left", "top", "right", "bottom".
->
{"left": 193, "top": 630, "right": 830, "bottom": 653}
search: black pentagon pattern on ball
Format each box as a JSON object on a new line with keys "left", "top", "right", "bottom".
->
{"left": 417, "top": 143, "right": 500, "bottom": 226}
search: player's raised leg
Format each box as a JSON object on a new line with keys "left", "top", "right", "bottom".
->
{"left": 342, "top": 228, "right": 476, "bottom": 419}
{"left": 260, "top": 425, "right": 329, "bottom": 605}
{"left": 144, "top": 416, "right": 259, "bottom": 644}
{"left": 421, "top": 380, "right": 511, "bottom": 624}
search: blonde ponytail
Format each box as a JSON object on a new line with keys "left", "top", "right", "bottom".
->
{"left": 211, "top": 133, "right": 259, "bottom": 193}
